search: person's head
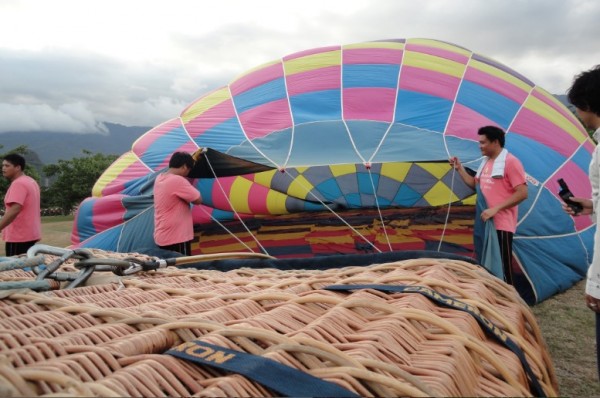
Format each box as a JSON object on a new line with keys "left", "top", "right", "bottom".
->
{"left": 567, "top": 65, "right": 600, "bottom": 130}
{"left": 2, "top": 153, "right": 26, "bottom": 181}
{"left": 477, "top": 125, "right": 505, "bottom": 157}
{"left": 168, "top": 151, "right": 195, "bottom": 176}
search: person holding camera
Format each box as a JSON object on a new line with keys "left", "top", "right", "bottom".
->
{"left": 564, "top": 65, "right": 600, "bottom": 379}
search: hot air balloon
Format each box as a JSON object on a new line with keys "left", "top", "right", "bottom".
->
{"left": 72, "top": 38, "right": 594, "bottom": 304}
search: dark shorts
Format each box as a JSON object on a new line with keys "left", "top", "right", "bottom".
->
{"left": 496, "top": 230, "right": 514, "bottom": 284}
{"left": 5, "top": 240, "right": 38, "bottom": 257}
{"left": 158, "top": 241, "right": 192, "bottom": 256}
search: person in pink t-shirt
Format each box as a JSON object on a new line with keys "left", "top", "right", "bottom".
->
{"left": 153, "top": 152, "right": 202, "bottom": 255}
{"left": 450, "top": 126, "right": 528, "bottom": 285}
{"left": 1, "top": 153, "right": 41, "bottom": 256}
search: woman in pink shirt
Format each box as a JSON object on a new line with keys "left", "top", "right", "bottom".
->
{"left": 1, "top": 153, "right": 41, "bottom": 256}
{"left": 153, "top": 152, "right": 202, "bottom": 255}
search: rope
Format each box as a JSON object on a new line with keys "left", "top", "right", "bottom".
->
{"left": 203, "top": 154, "right": 270, "bottom": 256}
{"left": 367, "top": 166, "right": 393, "bottom": 251}
{"left": 437, "top": 166, "right": 458, "bottom": 252}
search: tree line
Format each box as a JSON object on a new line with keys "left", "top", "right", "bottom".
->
{"left": 0, "top": 145, "right": 118, "bottom": 216}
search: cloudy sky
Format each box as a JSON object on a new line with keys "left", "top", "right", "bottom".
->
{"left": 1, "top": 0, "right": 598, "bottom": 135}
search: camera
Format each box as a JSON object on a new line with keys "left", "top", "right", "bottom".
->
{"left": 558, "top": 178, "right": 583, "bottom": 213}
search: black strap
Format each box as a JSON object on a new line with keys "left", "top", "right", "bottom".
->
{"left": 325, "top": 284, "right": 546, "bottom": 398}
{"left": 166, "top": 340, "right": 359, "bottom": 397}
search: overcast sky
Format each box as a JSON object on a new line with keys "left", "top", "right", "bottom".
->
{"left": 1, "top": 0, "right": 598, "bottom": 135}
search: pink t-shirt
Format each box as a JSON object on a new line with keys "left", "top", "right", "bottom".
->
{"left": 475, "top": 153, "right": 526, "bottom": 233}
{"left": 153, "top": 173, "right": 201, "bottom": 246}
{"left": 3, "top": 175, "right": 41, "bottom": 242}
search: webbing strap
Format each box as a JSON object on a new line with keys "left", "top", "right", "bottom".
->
{"left": 324, "top": 284, "right": 546, "bottom": 398}
{"left": 166, "top": 340, "right": 359, "bottom": 397}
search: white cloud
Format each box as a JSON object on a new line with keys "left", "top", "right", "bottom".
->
{"left": 0, "top": 102, "right": 108, "bottom": 134}
{"left": 0, "top": 0, "right": 598, "bottom": 133}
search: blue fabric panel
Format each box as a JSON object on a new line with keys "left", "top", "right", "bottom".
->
{"left": 286, "top": 123, "right": 362, "bottom": 165}
{"left": 122, "top": 172, "right": 158, "bottom": 197}
{"left": 315, "top": 179, "right": 343, "bottom": 201}
{"left": 571, "top": 145, "right": 594, "bottom": 175}
{"left": 456, "top": 81, "right": 521, "bottom": 129}
{"left": 210, "top": 208, "right": 237, "bottom": 222}
{"left": 197, "top": 180, "right": 216, "bottom": 207}
{"left": 393, "top": 184, "right": 421, "bottom": 206}
{"left": 75, "top": 199, "right": 97, "bottom": 240}
{"left": 233, "top": 78, "right": 286, "bottom": 114}
{"left": 228, "top": 120, "right": 479, "bottom": 168}
{"left": 122, "top": 177, "right": 143, "bottom": 194}
{"left": 394, "top": 91, "right": 452, "bottom": 132}
{"left": 122, "top": 195, "right": 154, "bottom": 221}
{"left": 475, "top": 187, "right": 503, "bottom": 279}
{"left": 516, "top": 186, "right": 575, "bottom": 237}
{"left": 514, "top": 235, "right": 588, "bottom": 302}
{"left": 445, "top": 135, "right": 482, "bottom": 165}
{"left": 506, "top": 133, "right": 566, "bottom": 182}
{"left": 226, "top": 122, "right": 364, "bottom": 167}
{"left": 303, "top": 200, "right": 329, "bottom": 211}
{"left": 373, "top": 125, "right": 447, "bottom": 162}
{"left": 193, "top": 118, "right": 246, "bottom": 152}
{"left": 346, "top": 121, "right": 391, "bottom": 161}
{"left": 344, "top": 193, "right": 362, "bottom": 207}
{"left": 290, "top": 90, "right": 342, "bottom": 124}
{"left": 357, "top": 172, "right": 378, "bottom": 195}
{"left": 343, "top": 64, "right": 400, "bottom": 88}
{"left": 117, "top": 207, "right": 157, "bottom": 253}
{"left": 369, "top": 196, "right": 391, "bottom": 206}
{"left": 141, "top": 125, "right": 192, "bottom": 170}
{"left": 81, "top": 225, "right": 123, "bottom": 251}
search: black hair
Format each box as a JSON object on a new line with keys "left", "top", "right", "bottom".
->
{"left": 3, "top": 153, "right": 26, "bottom": 170}
{"left": 478, "top": 125, "right": 505, "bottom": 147}
{"left": 567, "top": 65, "right": 600, "bottom": 116}
{"left": 168, "top": 151, "right": 195, "bottom": 169}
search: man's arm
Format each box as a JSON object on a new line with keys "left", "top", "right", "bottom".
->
{"left": 449, "top": 157, "right": 476, "bottom": 189}
{"left": 0, "top": 203, "right": 23, "bottom": 232}
{"left": 480, "top": 184, "right": 528, "bottom": 222}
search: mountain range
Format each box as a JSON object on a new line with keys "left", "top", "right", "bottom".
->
{"left": 0, "top": 123, "right": 151, "bottom": 165}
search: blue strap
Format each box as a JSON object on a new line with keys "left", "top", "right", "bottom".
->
{"left": 325, "top": 284, "right": 546, "bottom": 398}
{"left": 166, "top": 340, "right": 359, "bottom": 397}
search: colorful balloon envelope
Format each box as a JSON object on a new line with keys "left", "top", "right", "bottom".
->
{"left": 72, "top": 38, "right": 594, "bottom": 304}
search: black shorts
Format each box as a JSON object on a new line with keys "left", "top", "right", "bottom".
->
{"left": 158, "top": 241, "right": 192, "bottom": 256}
{"left": 5, "top": 240, "right": 38, "bottom": 257}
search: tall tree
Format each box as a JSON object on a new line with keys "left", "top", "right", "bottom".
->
{"left": 43, "top": 150, "right": 118, "bottom": 214}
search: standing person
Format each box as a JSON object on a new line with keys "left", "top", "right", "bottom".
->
{"left": 450, "top": 126, "right": 528, "bottom": 285}
{"left": 563, "top": 65, "right": 600, "bottom": 380}
{"left": 153, "top": 151, "right": 202, "bottom": 255}
{"left": 0, "top": 153, "right": 41, "bottom": 256}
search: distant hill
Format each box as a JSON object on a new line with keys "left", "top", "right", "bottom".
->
{"left": 0, "top": 123, "right": 151, "bottom": 165}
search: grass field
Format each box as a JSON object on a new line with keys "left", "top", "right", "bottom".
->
{"left": 1, "top": 216, "right": 599, "bottom": 395}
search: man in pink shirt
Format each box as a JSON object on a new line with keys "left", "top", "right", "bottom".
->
{"left": 450, "top": 126, "right": 528, "bottom": 285}
{"left": 1, "top": 154, "right": 41, "bottom": 256}
{"left": 153, "top": 152, "right": 202, "bottom": 255}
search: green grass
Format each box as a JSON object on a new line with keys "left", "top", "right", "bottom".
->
{"left": 531, "top": 280, "right": 600, "bottom": 396}
{"left": 41, "top": 214, "right": 75, "bottom": 223}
